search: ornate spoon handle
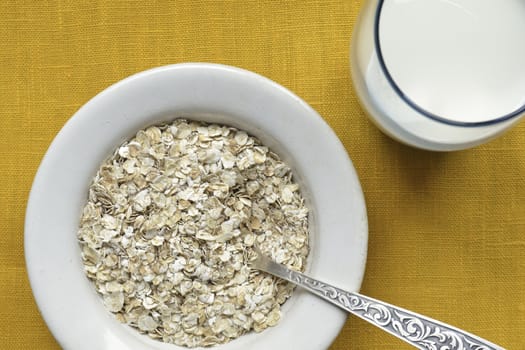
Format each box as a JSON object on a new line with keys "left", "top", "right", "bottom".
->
{"left": 252, "top": 249, "right": 504, "bottom": 350}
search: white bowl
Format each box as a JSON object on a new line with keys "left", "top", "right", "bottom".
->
{"left": 25, "top": 63, "right": 368, "bottom": 350}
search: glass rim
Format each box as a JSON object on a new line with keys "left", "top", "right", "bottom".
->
{"left": 374, "top": 0, "right": 525, "bottom": 127}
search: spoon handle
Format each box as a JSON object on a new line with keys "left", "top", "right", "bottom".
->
{"left": 253, "top": 251, "right": 504, "bottom": 350}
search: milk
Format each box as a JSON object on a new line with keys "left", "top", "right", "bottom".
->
{"left": 351, "top": 0, "right": 525, "bottom": 150}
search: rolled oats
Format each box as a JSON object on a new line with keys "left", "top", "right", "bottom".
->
{"left": 78, "top": 119, "right": 309, "bottom": 347}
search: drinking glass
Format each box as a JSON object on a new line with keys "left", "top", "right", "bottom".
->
{"left": 351, "top": 0, "right": 525, "bottom": 151}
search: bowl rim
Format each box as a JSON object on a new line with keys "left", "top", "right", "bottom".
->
{"left": 25, "top": 63, "right": 368, "bottom": 350}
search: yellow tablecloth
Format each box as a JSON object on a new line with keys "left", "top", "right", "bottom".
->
{"left": 1, "top": 1, "right": 524, "bottom": 349}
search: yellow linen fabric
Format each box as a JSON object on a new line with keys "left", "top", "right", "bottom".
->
{"left": 1, "top": 1, "right": 524, "bottom": 349}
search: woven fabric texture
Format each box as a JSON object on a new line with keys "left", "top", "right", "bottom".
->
{"left": 1, "top": 1, "right": 524, "bottom": 349}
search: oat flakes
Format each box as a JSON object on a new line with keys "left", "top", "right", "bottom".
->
{"left": 78, "top": 119, "right": 309, "bottom": 347}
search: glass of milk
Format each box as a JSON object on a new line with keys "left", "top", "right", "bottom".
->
{"left": 351, "top": 0, "right": 525, "bottom": 151}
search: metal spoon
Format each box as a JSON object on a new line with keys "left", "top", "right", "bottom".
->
{"left": 250, "top": 247, "right": 504, "bottom": 350}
